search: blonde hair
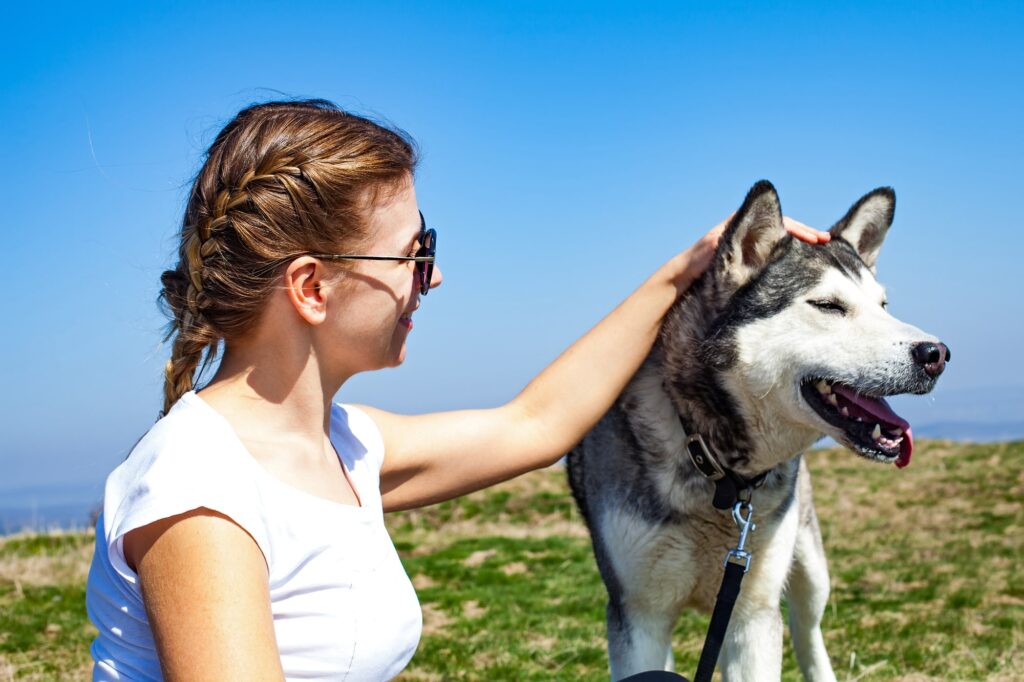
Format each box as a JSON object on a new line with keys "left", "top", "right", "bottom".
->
{"left": 159, "top": 99, "right": 418, "bottom": 415}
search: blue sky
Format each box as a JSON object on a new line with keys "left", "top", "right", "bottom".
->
{"left": 1, "top": 1, "right": 1022, "bottom": 494}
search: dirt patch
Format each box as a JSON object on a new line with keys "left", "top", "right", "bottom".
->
{"left": 395, "top": 671, "right": 444, "bottom": 682}
{"left": 501, "top": 561, "right": 528, "bottom": 576}
{"left": 463, "top": 549, "right": 497, "bottom": 567}
{"left": 412, "top": 573, "right": 436, "bottom": 590}
{"left": 461, "top": 599, "right": 486, "bottom": 619}
{"left": 420, "top": 603, "right": 453, "bottom": 637}
{"left": 527, "top": 633, "right": 558, "bottom": 651}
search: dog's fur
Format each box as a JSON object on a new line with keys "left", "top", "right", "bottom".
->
{"left": 567, "top": 182, "right": 946, "bottom": 681}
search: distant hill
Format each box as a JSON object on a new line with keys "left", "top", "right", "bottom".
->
{"left": 913, "top": 420, "right": 1024, "bottom": 442}
{"left": 886, "top": 384, "right": 1024, "bottom": 437}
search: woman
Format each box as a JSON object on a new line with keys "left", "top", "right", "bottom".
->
{"left": 85, "top": 99, "right": 828, "bottom": 681}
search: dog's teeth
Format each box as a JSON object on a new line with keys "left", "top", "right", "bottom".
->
{"left": 872, "top": 424, "right": 882, "bottom": 440}
{"left": 816, "top": 380, "right": 831, "bottom": 395}
{"left": 827, "top": 394, "right": 838, "bottom": 406}
{"left": 840, "top": 407, "right": 850, "bottom": 417}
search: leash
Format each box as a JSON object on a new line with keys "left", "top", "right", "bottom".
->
{"left": 682, "top": 422, "right": 762, "bottom": 682}
{"left": 692, "top": 499, "right": 756, "bottom": 682}
{"left": 621, "top": 496, "right": 757, "bottom": 682}
{"left": 622, "top": 420, "right": 762, "bottom": 682}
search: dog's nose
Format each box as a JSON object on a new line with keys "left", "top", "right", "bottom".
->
{"left": 912, "top": 341, "right": 950, "bottom": 378}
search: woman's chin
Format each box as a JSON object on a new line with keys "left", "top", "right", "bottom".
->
{"left": 388, "top": 343, "right": 408, "bottom": 368}
{"left": 387, "top": 328, "right": 411, "bottom": 367}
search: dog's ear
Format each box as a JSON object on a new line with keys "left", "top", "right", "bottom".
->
{"left": 830, "top": 188, "right": 895, "bottom": 273}
{"left": 716, "top": 180, "right": 789, "bottom": 287}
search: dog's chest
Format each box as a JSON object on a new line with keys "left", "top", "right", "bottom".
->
{"left": 601, "top": 499, "right": 797, "bottom": 612}
{"left": 609, "top": 365, "right": 803, "bottom": 612}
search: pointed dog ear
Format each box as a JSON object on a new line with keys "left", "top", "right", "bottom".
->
{"left": 830, "top": 187, "right": 895, "bottom": 272}
{"left": 716, "top": 180, "right": 789, "bottom": 287}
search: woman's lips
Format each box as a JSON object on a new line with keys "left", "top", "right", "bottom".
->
{"left": 399, "top": 303, "right": 418, "bottom": 330}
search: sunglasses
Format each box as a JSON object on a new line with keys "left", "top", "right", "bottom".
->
{"left": 307, "top": 211, "right": 437, "bottom": 295}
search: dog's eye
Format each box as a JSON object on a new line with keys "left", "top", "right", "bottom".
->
{"left": 808, "top": 299, "right": 848, "bottom": 315}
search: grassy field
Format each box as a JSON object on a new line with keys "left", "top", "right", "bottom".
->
{"left": 1, "top": 440, "right": 1021, "bottom": 680}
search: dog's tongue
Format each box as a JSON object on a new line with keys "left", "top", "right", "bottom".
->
{"left": 895, "top": 426, "right": 914, "bottom": 468}
{"left": 831, "top": 385, "right": 914, "bottom": 468}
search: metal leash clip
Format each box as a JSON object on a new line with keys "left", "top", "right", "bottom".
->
{"left": 725, "top": 501, "right": 756, "bottom": 572}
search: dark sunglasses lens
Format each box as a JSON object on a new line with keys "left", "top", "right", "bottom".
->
{"left": 417, "top": 229, "right": 436, "bottom": 295}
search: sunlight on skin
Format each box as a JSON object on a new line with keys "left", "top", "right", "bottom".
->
{"left": 783, "top": 217, "right": 831, "bottom": 244}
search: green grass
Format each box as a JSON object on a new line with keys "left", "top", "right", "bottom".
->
{"left": 1, "top": 440, "right": 1022, "bottom": 680}
{"left": 0, "top": 528, "right": 96, "bottom": 680}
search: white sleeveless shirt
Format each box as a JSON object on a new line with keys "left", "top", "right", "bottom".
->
{"left": 86, "top": 391, "right": 422, "bottom": 681}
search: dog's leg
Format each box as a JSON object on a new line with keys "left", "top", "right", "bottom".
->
{"left": 718, "top": 600, "right": 784, "bottom": 682}
{"left": 787, "top": 502, "right": 837, "bottom": 681}
{"left": 599, "top": 506, "right": 694, "bottom": 680}
{"left": 718, "top": 496, "right": 801, "bottom": 682}
{"left": 607, "top": 598, "right": 678, "bottom": 681}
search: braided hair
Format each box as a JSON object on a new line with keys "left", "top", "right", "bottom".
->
{"left": 159, "top": 100, "right": 418, "bottom": 415}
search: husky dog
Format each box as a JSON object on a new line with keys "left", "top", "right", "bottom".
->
{"left": 567, "top": 181, "right": 949, "bottom": 681}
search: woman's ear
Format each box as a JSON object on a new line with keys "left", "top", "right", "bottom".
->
{"left": 284, "top": 257, "right": 329, "bottom": 325}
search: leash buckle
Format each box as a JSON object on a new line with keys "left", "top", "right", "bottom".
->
{"left": 686, "top": 434, "right": 726, "bottom": 481}
{"left": 725, "top": 501, "right": 756, "bottom": 573}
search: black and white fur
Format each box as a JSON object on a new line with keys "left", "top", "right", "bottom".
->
{"left": 567, "top": 182, "right": 947, "bottom": 681}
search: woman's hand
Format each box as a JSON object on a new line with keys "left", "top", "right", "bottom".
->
{"left": 784, "top": 217, "right": 831, "bottom": 245}
{"left": 670, "top": 213, "right": 831, "bottom": 295}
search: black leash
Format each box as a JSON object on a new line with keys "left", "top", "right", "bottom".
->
{"left": 620, "top": 497, "right": 757, "bottom": 682}
{"left": 683, "top": 424, "right": 761, "bottom": 682}
{"left": 692, "top": 500, "right": 756, "bottom": 682}
{"left": 624, "top": 418, "right": 763, "bottom": 682}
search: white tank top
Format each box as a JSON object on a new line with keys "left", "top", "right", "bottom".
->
{"left": 86, "top": 391, "right": 422, "bottom": 681}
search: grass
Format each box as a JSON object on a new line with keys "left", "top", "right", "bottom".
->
{"left": 1, "top": 440, "right": 1022, "bottom": 680}
{"left": 0, "top": 533, "right": 95, "bottom": 681}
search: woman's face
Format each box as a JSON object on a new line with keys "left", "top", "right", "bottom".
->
{"left": 321, "top": 178, "right": 442, "bottom": 374}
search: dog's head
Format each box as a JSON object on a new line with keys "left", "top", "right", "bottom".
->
{"left": 661, "top": 181, "right": 948, "bottom": 471}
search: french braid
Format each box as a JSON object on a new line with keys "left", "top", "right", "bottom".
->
{"left": 159, "top": 100, "right": 417, "bottom": 415}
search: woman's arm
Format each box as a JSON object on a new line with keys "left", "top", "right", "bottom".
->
{"left": 123, "top": 509, "right": 285, "bottom": 681}
{"left": 367, "top": 217, "right": 828, "bottom": 511}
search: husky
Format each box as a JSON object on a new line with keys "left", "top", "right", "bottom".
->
{"left": 567, "top": 181, "right": 949, "bottom": 682}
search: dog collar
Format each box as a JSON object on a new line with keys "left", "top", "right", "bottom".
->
{"left": 683, "top": 429, "right": 768, "bottom": 510}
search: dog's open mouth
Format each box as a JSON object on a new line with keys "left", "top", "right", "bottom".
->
{"left": 800, "top": 379, "right": 914, "bottom": 468}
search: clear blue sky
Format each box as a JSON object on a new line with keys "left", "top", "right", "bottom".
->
{"left": 1, "top": 1, "right": 1022, "bottom": 493}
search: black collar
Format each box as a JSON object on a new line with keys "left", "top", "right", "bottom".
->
{"left": 681, "top": 420, "right": 768, "bottom": 510}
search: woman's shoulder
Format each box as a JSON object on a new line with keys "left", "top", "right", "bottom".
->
{"left": 111, "top": 391, "right": 243, "bottom": 486}
{"left": 102, "top": 392, "right": 271, "bottom": 559}
{"left": 331, "top": 402, "right": 386, "bottom": 472}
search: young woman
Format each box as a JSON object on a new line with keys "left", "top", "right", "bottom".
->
{"left": 85, "top": 99, "right": 829, "bottom": 681}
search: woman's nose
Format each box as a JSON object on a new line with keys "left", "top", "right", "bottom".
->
{"left": 429, "top": 263, "right": 443, "bottom": 290}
